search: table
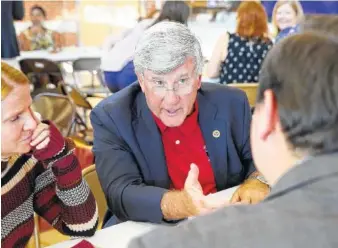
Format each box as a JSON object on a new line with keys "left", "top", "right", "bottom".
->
{"left": 17, "top": 46, "right": 102, "bottom": 63}
{"left": 2, "top": 46, "right": 102, "bottom": 72}
{"left": 47, "top": 186, "right": 239, "bottom": 248}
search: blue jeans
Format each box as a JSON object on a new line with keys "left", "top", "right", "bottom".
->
{"left": 103, "top": 61, "right": 137, "bottom": 93}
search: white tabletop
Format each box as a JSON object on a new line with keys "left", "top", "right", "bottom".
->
{"left": 47, "top": 186, "right": 238, "bottom": 248}
{"left": 16, "top": 46, "right": 102, "bottom": 63}
{"left": 47, "top": 221, "right": 157, "bottom": 248}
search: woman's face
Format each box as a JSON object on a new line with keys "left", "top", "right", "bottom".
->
{"left": 275, "top": 3, "right": 298, "bottom": 31}
{"left": 1, "top": 85, "right": 38, "bottom": 157}
{"left": 30, "top": 8, "right": 45, "bottom": 26}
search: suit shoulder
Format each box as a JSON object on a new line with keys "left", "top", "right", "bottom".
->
{"left": 92, "top": 83, "right": 140, "bottom": 118}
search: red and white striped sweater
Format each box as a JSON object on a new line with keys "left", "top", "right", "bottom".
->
{"left": 1, "top": 122, "right": 98, "bottom": 248}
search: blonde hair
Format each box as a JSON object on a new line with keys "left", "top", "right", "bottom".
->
{"left": 272, "top": 0, "right": 304, "bottom": 33}
{"left": 1, "top": 61, "right": 29, "bottom": 101}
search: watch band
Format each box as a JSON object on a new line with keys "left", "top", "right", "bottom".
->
{"left": 250, "top": 174, "right": 269, "bottom": 186}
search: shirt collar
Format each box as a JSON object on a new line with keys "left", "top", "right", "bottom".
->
{"left": 152, "top": 101, "right": 199, "bottom": 135}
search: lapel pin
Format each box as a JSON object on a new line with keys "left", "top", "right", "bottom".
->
{"left": 213, "top": 130, "right": 220, "bottom": 138}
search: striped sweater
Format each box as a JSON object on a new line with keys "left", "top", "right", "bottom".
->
{"left": 1, "top": 122, "right": 98, "bottom": 248}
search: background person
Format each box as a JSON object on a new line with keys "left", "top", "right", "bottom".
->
{"left": 18, "top": 5, "right": 62, "bottom": 52}
{"left": 272, "top": 0, "right": 304, "bottom": 43}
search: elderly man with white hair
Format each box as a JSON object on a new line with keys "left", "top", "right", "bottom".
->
{"left": 91, "top": 21, "right": 269, "bottom": 227}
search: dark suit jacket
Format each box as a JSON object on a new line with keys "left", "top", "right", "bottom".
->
{"left": 91, "top": 83, "right": 255, "bottom": 224}
{"left": 129, "top": 152, "right": 338, "bottom": 248}
{"left": 1, "top": 1, "right": 24, "bottom": 59}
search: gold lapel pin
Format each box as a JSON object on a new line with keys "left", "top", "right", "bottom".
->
{"left": 213, "top": 130, "right": 220, "bottom": 138}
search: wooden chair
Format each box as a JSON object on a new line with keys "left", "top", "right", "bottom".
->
{"left": 82, "top": 165, "right": 107, "bottom": 229}
{"left": 228, "top": 83, "right": 258, "bottom": 107}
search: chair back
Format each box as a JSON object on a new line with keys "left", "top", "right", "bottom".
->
{"left": 31, "top": 93, "right": 76, "bottom": 136}
{"left": 58, "top": 82, "right": 93, "bottom": 110}
{"left": 82, "top": 165, "right": 107, "bottom": 229}
{"left": 72, "top": 58, "right": 109, "bottom": 93}
{"left": 19, "top": 59, "right": 64, "bottom": 95}
{"left": 73, "top": 58, "right": 101, "bottom": 72}
{"left": 228, "top": 83, "right": 258, "bottom": 107}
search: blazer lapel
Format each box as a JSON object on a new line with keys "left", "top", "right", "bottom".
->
{"left": 198, "top": 93, "right": 228, "bottom": 191}
{"left": 132, "top": 93, "right": 170, "bottom": 188}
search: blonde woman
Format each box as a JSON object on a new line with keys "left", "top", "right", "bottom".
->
{"left": 272, "top": 0, "right": 304, "bottom": 43}
{"left": 1, "top": 62, "right": 98, "bottom": 247}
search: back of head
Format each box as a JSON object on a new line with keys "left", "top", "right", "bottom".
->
{"left": 236, "top": 1, "right": 268, "bottom": 39}
{"left": 134, "top": 21, "right": 203, "bottom": 76}
{"left": 1, "top": 62, "right": 29, "bottom": 101}
{"left": 152, "top": 1, "right": 190, "bottom": 25}
{"left": 299, "top": 15, "right": 338, "bottom": 40}
{"left": 257, "top": 33, "right": 338, "bottom": 154}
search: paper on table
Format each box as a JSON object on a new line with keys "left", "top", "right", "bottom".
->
{"left": 187, "top": 186, "right": 239, "bottom": 221}
{"left": 205, "top": 185, "right": 239, "bottom": 203}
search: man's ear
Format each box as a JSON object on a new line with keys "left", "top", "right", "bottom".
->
{"left": 137, "top": 73, "right": 145, "bottom": 92}
{"left": 196, "top": 75, "right": 202, "bottom": 89}
{"left": 260, "top": 89, "right": 279, "bottom": 140}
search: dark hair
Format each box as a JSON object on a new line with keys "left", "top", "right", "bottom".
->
{"left": 299, "top": 15, "right": 338, "bottom": 40}
{"left": 257, "top": 33, "right": 338, "bottom": 154}
{"left": 152, "top": 1, "right": 190, "bottom": 26}
{"left": 30, "top": 5, "right": 47, "bottom": 18}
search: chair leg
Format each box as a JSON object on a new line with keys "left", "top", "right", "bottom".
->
{"left": 33, "top": 213, "right": 41, "bottom": 248}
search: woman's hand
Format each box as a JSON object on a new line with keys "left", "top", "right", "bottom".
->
{"left": 31, "top": 120, "right": 65, "bottom": 161}
{"left": 30, "top": 122, "right": 50, "bottom": 150}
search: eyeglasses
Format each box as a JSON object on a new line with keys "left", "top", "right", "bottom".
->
{"left": 148, "top": 78, "right": 194, "bottom": 97}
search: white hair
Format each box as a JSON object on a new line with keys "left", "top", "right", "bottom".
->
{"left": 134, "top": 21, "right": 204, "bottom": 76}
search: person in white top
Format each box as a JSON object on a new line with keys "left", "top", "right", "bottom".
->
{"left": 100, "top": 1, "right": 190, "bottom": 93}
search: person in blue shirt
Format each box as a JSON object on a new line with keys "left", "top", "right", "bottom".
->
{"left": 272, "top": 0, "right": 303, "bottom": 43}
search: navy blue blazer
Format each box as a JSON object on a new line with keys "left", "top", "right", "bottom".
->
{"left": 91, "top": 83, "right": 255, "bottom": 224}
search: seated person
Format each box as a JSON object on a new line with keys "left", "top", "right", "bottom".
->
{"left": 272, "top": 0, "right": 303, "bottom": 43}
{"left": 18, "top": 5, "right": 62, "bottom": 52}
{"left": 207, "top": 1, "right": 272, "bottom": 84}
{"left": 91, "top": 21, "right": 270, "bottom": 227}
{"left": 128, "top": 18, "right": 338, "bottom": 248}
{"left": 1, "top": 62, "right": 98, "bottom": 247}
{"left": 101, "top": 1, "right": 190, "bottom": 93}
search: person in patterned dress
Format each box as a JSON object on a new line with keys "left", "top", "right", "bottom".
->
{"left": 207, "top": 1, "right": 272, "bottom": 84}
{"left": 18, "top": 5, "right": 62, "bottom": 52}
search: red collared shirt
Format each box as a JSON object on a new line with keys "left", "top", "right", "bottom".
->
{"left": 153, "top": 102, "right": 217, "bottom": 195}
